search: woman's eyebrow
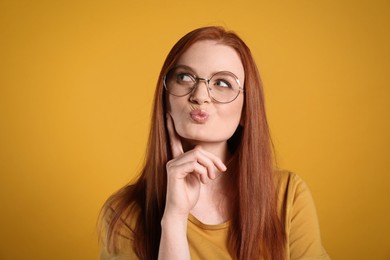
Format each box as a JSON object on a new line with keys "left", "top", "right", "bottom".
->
{"left": 174, "top": 64, "right": 234, "bottom": 77}
{"left": 174, "top": 64, "right": 195, "bottom": 72}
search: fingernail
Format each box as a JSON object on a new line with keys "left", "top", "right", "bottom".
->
{"left": 222, "top": 164, "right": 227, "bottom": 171}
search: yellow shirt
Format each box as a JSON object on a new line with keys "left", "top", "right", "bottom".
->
{"left": 100, "top": 171, "right": 330, "bottom": 259}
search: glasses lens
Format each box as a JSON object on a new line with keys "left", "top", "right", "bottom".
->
{"left": 164, "top": 67, "right": 196, "bottom": 97}
{"left": 164, "top": 68, "right": 242, "bottom": 103}
{"left": 209, "top": 72, "right": 241, "bottom": 103}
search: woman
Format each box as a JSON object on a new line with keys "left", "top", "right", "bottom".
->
{"left": 99, "top": 26, "right": 330, "bottom": 260}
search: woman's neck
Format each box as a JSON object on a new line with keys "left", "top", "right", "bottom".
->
{"left": 180, "top": 139, "right": 235, "bottom": 224}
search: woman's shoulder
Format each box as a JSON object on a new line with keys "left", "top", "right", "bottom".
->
{"left": 101, "top": 184, "right": 142, "bottom": 237}
{"left": 274, "top": 169, "right": 307, "bottom": 193}
{"left": 99, "top": 185, "right": 142, "bottom": 259}
{"left": 274, "top": 169, "right": 316, "bottom": 222}
{"left": 274, "top": 170, "right": 330, "bottom": 259}
{"left": 104, "top": 202, "right": 140, "bottom": 230}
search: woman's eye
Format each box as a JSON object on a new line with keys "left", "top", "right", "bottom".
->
{"left": 176, "top": 73, "right": 193, "bottom": 83}
{"left": 215, "top": 80, "right": 231, "bottom": 88}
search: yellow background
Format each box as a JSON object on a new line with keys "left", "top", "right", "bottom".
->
{"left": 1, "top": 0, "right": 389, "bottom": 259}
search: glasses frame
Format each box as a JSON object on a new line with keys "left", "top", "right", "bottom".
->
{"left": 163, "top": 66, "right": 244, "bottom": 104}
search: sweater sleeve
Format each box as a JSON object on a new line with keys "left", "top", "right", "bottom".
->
{"left": 280, "top": 172, "right": 330, "bottom": 260}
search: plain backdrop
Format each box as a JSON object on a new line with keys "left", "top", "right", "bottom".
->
{"left": 0, "top": 0, "right": 389, "bottom": 259}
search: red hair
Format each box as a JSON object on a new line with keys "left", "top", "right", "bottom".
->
{"left": 100, "top": 26, "right": 286, "bottom": 259}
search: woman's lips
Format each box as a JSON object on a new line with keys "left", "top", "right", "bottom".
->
{"left": 190, "top": 110, "right": 209, "bottom": 123}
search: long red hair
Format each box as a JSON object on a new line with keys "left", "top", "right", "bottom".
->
{"left": 100, "top": 26, "right": 286, "bottom": 260}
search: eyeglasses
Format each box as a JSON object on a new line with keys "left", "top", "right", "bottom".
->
{"left": 163, "top": 66, "right": 244, "bottom": 104}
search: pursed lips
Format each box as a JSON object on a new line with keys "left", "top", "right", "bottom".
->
{"left": 189, "top": 109, "right": 209, "bottom": 123}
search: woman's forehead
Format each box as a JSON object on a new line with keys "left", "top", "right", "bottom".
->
{"left": 176, "top": 40, "right": 245, "bottom": 82}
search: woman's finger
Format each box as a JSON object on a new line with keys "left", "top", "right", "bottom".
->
{"left": 193, "top": 147, "right": 227, "bottom": 173}
{"left": 166, "top": 113, "right": 184, "bottom": 158}
{"left": 169, "top": 147, "right": 227, "bottom": 178}
{"left": 167, "top": 161, "right": 210, "bottom": 184}
{"left": 185, "top": 147, "right": 224, "bottom": 180}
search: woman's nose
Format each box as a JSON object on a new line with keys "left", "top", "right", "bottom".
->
{"left": 189, "top": 79, "right": 212, "bottom": 104}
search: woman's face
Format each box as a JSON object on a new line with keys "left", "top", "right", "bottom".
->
{"left": 167, "top": 40, "right": 245, "bottom": 146}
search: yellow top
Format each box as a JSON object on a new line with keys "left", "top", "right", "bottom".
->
{"left": 100, "top": 171, "right": 330, "bottom": 259}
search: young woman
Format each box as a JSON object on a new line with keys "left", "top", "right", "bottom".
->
{"left": 99, "top": 26, "right": 330, "bottom": 260}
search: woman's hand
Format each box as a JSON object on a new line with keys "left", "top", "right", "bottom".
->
{"left": 158, "top": 114, "right": 227, "bottom": 260}
{"left": 163, "top": 114, "right": 227, "bottom": 218}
